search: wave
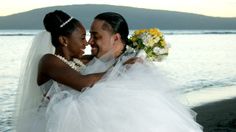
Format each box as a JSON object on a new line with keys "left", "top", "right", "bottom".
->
{"left": 0, "top": 33, "right": 35, "bottom": 36}
{"left": 181, "top": 77, "right": 236, "bottom": 93}
{"left": 162, "top": 30, "right": 236, "bottom": 35}
{"left": 1, "top": 30, "right": 236, "bottom": 36}
{"left": 0, "top": 30, "right": 41, "bottom": 36}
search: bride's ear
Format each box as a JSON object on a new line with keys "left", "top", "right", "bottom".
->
{"left": 58, "top": 36, "right": 68, "bottom": 47}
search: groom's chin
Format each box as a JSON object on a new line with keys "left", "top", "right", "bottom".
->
{"left": 91, "top": 49, "right": 98, "bottom": 57}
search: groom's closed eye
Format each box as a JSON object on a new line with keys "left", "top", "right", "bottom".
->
{"left": 90, "top": 32, "right": 96, "bottom": 38}
{"left": 91, "top": 34, "right": 100, "bottom": 40}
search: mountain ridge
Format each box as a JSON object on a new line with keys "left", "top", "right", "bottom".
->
{"left": 0, "top": 4, "right": 236, "bottom": 29}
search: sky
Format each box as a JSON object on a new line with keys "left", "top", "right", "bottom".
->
{"left": 1, "top": 0, "right": 236, "bottom": 17}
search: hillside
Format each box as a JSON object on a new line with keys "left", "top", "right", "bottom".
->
{"left": 0, "top": 4, "right": 236, "bottom": 29}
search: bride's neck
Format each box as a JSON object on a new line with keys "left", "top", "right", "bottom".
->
{"left": 55, "top": 48, "right": 72, "bottom": 61}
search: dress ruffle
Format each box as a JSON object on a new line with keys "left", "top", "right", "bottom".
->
{"left": 45, "top": 61, "right": 203, "bottom": 132}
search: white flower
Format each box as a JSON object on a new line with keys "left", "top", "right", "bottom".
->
{"left": 133, "top": 42, "right": 138, "bottom": 47}
{"left": 136, "top": 50, "right": 147, "bottom": 59}
{"left": 159, "top": 48, "right": 168, "bottom": 55}
{"left": 153, "top": 47, "right": 161, "bottom": 54}
{"left": 141, "top": 33, "right": 152, "bottom": 46}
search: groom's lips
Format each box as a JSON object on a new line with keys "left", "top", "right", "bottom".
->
{"left": 91, "top": 45, "right": 98, "bottom": 54}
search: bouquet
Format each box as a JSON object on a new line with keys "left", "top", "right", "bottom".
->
{"left": 128, "top": 28, "right": 169, "bottom": 61}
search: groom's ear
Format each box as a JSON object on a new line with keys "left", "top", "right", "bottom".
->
{"left": 58, "top": 36, "right": 68, "bottom": 47}
{"left": 114, "top": 33, "right": 121, "bottom": 42}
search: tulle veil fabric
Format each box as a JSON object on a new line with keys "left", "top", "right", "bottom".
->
{"left": 15, "top": 31, "right": 55, "bottom": 131}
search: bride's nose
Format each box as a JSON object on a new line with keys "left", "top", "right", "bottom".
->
{"left": 82, "top": 39, "right": 88, "bottom": 47}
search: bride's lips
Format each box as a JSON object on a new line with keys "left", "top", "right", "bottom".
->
{"left": 80, "top": 46, "right": 86, "bottom": 55}
{"left": 81, "top": 49, "right": 84, "bottom": 54}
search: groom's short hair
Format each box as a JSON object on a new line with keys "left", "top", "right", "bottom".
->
{"left": 94, "top": 12, "right": 129, "bottom": 44}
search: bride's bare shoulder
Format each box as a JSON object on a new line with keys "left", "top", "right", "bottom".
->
{"left": 38, "top": 54, "right": 69, "bottom": 78}
{"left": 41, "top": 54, "right": 58, "bottom": 62}
{"left": 38, "top": 54, "right": 63, "bottom": 85}
{"left": 40, "top": 54, "right": 65, "bottom": 66}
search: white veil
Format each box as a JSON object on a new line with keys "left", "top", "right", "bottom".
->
{"left": 15, "top": 31, "right": 55, "bottom": 131}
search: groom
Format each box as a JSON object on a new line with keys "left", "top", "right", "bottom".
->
{"left": 88, "top": 12, "right": 128, "bottom": 59}
{"left": 81, "top": 12, "right": 136, "bottom": 74}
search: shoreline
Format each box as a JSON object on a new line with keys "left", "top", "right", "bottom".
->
{"left": 184, "top": 85, "right": 236, "bottom": 131}
{"left": 193, "top": 97, "right": 236, "bottom": 131}
{"left": 183, "top": 85, "right": 236, "bottom": 107}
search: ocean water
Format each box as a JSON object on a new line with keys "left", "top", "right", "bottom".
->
{"left": 0, "top": 30, "right": 236, "bottom": 132}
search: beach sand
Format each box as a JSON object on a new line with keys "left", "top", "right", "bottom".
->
{"left": 193, "top": 98, "right": 236, "bottom": 132}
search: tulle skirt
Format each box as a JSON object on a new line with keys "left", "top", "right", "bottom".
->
{"left": 45, "top": 62, "right": 203, "bottom": 132}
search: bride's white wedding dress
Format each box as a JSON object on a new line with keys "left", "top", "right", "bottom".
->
{"left": 15, "top": 31, "right": 202, "bottom": 132}
{"left": 44, "top": 54, "right": 202, "bottom": 132}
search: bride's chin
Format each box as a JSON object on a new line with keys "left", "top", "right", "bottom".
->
{"left": 81, "top": 50, "right": 85, "bottom": 55}
{"left": 78, "top": 49, "right": 85, "bottom": 55}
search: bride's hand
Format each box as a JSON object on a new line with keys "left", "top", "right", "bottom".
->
{"left": 123, "top": 57, "right": 143, "bottom": 65}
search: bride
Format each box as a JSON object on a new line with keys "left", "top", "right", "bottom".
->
{"left": 15, "top": 10, "right": 108, "bottom": 132}
{"left": 15, "top": 11, "right": 203, "bottom": 132}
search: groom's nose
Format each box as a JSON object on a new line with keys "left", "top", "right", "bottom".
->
{"left": 88, "top": 37, "right": 93, "bottom": 45}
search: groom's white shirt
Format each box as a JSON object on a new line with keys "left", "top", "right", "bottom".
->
{"left": 80, "top": 50, "right": 117, "bottom": 75}
{"left": 80, "top": 50, "right": 136, "bottom": 75}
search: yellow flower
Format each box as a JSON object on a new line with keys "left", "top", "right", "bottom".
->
{"left": 131, "top": 37, "right": 137, "bottom": 42}
{"left": 134, "top": 29, "right": 145, "bottom": 36}
{"left": 148, "top": 28, "right": 162, "bottom": 37}
{"left": 160, "top": 40, "right": 166, "bottom": 47}
{"left": 149, "top": 28, "right": 157, "bottom": 35}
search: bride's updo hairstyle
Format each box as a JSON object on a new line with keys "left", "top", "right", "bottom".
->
{"left": 43, "top": 10, "right": 82, "bottom": 47}
{"left": 95, "top": 12, "right": 129, "bottom": 52}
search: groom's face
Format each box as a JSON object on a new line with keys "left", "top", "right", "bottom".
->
{"left": 88, "top": 19, "right": 115, "bottom": 58}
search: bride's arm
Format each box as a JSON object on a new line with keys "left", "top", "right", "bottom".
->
{"left": 37, "top": 54, "right": 104, "bottom": 91}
